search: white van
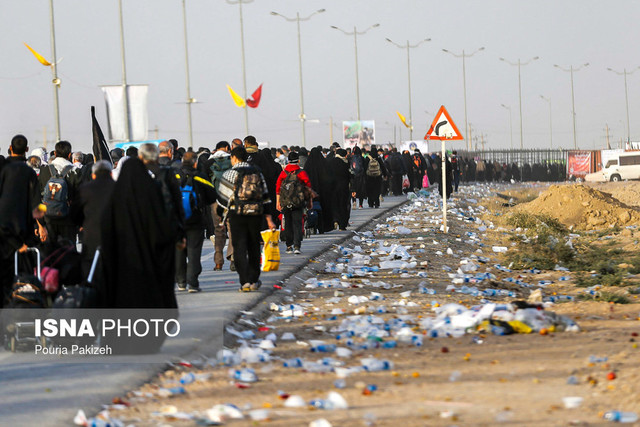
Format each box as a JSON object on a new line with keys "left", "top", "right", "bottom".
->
{"left": 601, "top": 152, "right": 640, "bottom": 181}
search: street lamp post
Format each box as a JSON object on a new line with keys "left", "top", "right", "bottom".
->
{"left": 271, "top": 9, "right": 325, "bottom": 148}
{"left": 117, "top": 0, "right": 131, "bottom": 142}
{"left": 181, "top": 0, "right": 196, "bottom": 148}
{"left": 331, "top": 23, "right": 380, "bottom": 121}
{"left": 554, "top": 63, "right": 589, "bottom": 150}
{"left": 500, "top": 104, "right": 513, "bottom": 149}
{"left": 499, "top": 56, "right": 539, "bottom": 150}
{"left": 607, "top": 66, "right": 639, "bottom": 145}
{"left": 442, "top": 47, "right": 484, "bottom": 151}
{"left": 385, "top": 37, "right": 430, "bottom": 141}
{"left": 48, "top": 0, "right": 61, "bottom": 141}
{"left": 539, "top": 95, "right": 552, "bottom": 149}
{"left": 226, "top": 0, "right": 253, "bottom": 135}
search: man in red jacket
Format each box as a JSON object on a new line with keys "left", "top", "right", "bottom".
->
{"left": 276, "top": 151, "right": 312, "bottom": 254}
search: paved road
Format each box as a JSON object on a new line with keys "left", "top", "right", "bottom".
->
{"left": 0, "top": 196, "right": 406, "bottom": 426}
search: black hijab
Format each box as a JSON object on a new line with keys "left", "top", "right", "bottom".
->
{"left": 101, "top": 158, "right": 177, "bottom": 309}
{"left": 304, "top": 147, "right": 334, "bottom": 231}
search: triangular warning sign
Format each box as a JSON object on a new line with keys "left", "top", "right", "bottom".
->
{"left": 424, "top": 105, "right": 464, "bottom": 141}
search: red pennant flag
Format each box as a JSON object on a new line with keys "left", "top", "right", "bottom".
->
{"left": 246, "top": 84, "right": 263, "bottom": 108}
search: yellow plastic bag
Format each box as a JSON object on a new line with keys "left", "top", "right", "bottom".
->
{"left": 261, "top": 230, "right": 281, "bottom": 272}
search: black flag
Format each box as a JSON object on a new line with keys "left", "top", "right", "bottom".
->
{"left": 91, "top": 106, "right": 113, "bottom": 165}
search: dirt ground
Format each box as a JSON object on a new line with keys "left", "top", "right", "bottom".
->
{"left": 103, "top": 182, "right": 640, "bottom": 427}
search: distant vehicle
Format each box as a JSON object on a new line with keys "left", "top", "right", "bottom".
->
{"left": 601, "top": 152, "right": 640, "bottom": 182}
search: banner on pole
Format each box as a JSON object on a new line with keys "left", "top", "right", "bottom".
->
{"left": 398, "top": 140, "right": 430, "bottom": 153}
{"left": 100, "top": 85, "right": 149, "bottom": 143}
{"left": 567, "top": 151, "right": 592, "bottom": 178}
{"left": 342, "top": 120, "right": 375, "bottom": 149}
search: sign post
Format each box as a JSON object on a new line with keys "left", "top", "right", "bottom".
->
{"left": 424, "top": 105, "right": 464, "bottom": 234}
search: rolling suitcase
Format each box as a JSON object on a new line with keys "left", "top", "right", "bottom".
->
{"left": 4, "top": 248, "right": 47, "bottom": 352}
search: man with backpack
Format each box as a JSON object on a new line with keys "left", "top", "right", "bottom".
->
{"left": 276, "top": 151, "right": 312, "bottom": 254}
{"left": 38, "top": 140, "right": 81, "bottom": 245}
{"left": 218, "top": 146, "right": 276, "bottom": 292}
{"left": 175, "top": 151, "right": 217, "bottom": 293}
{"left": 209, "top": 141, "right": 233, "bottom": 271}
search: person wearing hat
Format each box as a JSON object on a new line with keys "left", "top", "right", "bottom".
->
{"left": 276, "top": 151, "right": 312, "bottom": 254}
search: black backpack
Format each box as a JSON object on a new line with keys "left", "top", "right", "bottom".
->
{"left": 43, "top": 165, "right": 74, "bottom": 218}
{"left": 279, "top": 170, "right": 306, "bottom": 209}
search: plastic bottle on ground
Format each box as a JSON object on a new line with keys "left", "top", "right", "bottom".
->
{"left": 283, "top": 358, "right": 304, "bottom": 368}
{"left": 603, "top": 411, "right": 638, "bottom": 423}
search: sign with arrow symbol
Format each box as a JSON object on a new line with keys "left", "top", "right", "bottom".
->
{"left": 424, "top": 105, "right": 463, "bottom": 141}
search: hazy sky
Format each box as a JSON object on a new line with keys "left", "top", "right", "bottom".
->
{"left": 1, "top": 0, "right": 639, "bottom": 154}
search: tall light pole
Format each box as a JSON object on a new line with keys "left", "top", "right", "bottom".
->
{"left": 48, "top": 0, "right": 61, "bottom": 141}
{"left": 500, "top": 104, "right": 513, "bottom": 149}
{"left": 539, "top": 95, "right": 553, "bottom": 149}
{"left": 117, "top": 0, "right": 131, "bottom": 142}
{"left": 226, "top": 0, "right": 253, "bottom": 135}
{"left": 181, "top": 0, "right": 196, "bottom": 148}
{"left": 554, "top": 63, "right": 589, "bottom": 150}
{"left": 442, "top": 47, "right": 484, "bottom": 151}
{"left": 331, "top": 23, "right": 380, "bottom": 121}
{"left": 271, "top": 9, "right": 325, "bottom": 148}
{"left": 499, "top": 56, "right": 539, "bottom": 150}
{"left": 607, "top": 66, "right": 639, "bottom": 145}
{"left": 386, "top": 37, "right": 430, "bottom": 141}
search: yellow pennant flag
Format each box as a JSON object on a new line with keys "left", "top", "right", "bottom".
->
{"left": 226, "top": 85, "right": 246, "bottom": 108}
{"left": 396, "top": 111, "right": 411, "bottom": 128}
{"left": 24, "top": 42, "right": 52, "bottom": 66}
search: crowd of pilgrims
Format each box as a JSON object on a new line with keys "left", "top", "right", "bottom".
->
{"left": 0, "top": 133, "right": 566, "bottom": 312}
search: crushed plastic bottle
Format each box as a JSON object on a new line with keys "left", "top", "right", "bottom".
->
{"left": 603, "top": 411, "right": 638, "bottom": 423}
{"left": 361, "top": 358, "right": 393, "bottom": 372}
{"left": 311, "top": 344, "right": 337, "bottom": 353}
{"left": 231, "top": 368, "right": 257, "bottom": 383}
{"left": 309, "top": 391, "right": 349, "bottom": 410}
{"left": 449, "top": 371, "right": 461, "bottom": 382}
{"left": 157, "top": 386, "right": 186, "bottom": 397}
{"left": 179, "top": 373, "right": 195, "bottom": 385}
{"left": 283, "top": 358, "right": 304, "bottom": 368}
{"left": 333, "top": 379, "right": 346, "bottom": 389}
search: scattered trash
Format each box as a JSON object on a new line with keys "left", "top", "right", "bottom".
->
{"left": 562, "top": 396, "right": 583, "bottom": 409}
{"left": 603, "top": 411, "right": 639, "bottom": 423}
{"left": 309, "top": 419, "right": 333, "bottom": 427}
{"left": 309, "top": 391, "right": 349, "bottom": 410}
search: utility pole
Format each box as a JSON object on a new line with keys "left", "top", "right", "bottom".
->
{"left": 607, "top": 66, "right": 639, "bottom": 145}
{"left": 605, "top": 124, "right": 611, "bottom": 149}
{"left": 442, "top": 47, "right": 485, "bottom": 151}
{"left": 386, "top": 37, "right": 430, "bottom": 141}
{"left": 499, "top": 56, "right": 539, "bottom": 149}
{"left": 554, "top": 63, "right": 589, "bottom": 150}
{"left": 331, "top": 23, "right": 380, "bottom": 121}
{"left": 117, "top": 0, "right": 131, "bottom": 142}
{"left": 226, "top": 0, "right": 254, "bottom": 135}
{"left": 271, "top": 9, "right": 326, "bottom": 148}
{"left": 48, "top": 0, "right": 61, "bottom": 141}
{"left": 181, "top": 0, "right": 195, "bottom": 148}
{"left": 329, "top": 116, "right": 334, "bottom": 145}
